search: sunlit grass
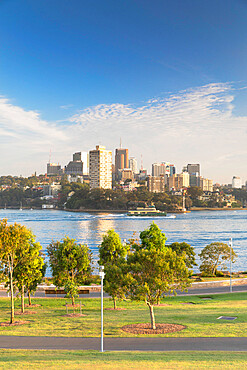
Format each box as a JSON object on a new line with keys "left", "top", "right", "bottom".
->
{"left": 0, "top": 293, "right": 246, "bottom": 337}
{"left": 0, "top": 350, "right": 247, "bottom": 369}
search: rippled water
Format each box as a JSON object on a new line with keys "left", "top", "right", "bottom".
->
{"left": 0, "top": 209, "right": 246, "bottom": 272}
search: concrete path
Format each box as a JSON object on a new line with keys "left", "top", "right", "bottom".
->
{"left": 0, "top": 336, "right": 247, "bottom": 351}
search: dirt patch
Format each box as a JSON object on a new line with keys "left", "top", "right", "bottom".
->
{"left": 24, "top": 304, "right": 41, "bottom": 308}
{"left": 122, "top": 323, "right": 186, "bottom": 334}
{"left": 62, "top": 313, "right": 87, "bottom": 317}
{"left": 181, "top": 302, "right": 196, "bottom": 305}
{"left": 153, "top": 304, "right": 171, "bottom": 307}
{"left": 15, "top": 310, "right": 37, "bottom": 315}
{"left": 104, "top": 308, "right": 126, "bottom": 311}
{"left": 0, "top": 320, "right": 29, "bottom": 327}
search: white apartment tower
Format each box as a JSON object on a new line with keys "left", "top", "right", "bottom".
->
{"left": 89, "top": 145, "right": 112, "bottom": 189}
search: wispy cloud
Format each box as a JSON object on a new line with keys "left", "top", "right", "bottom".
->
{"left": 0, "top": 82, "right": 246, "bottom": 182}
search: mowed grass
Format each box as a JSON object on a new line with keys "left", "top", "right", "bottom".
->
{"left": 0, "top": 292, "right": 246, "bottom": 337}
{"left": 0, "top": 350, "right": 247, "bottom": 369}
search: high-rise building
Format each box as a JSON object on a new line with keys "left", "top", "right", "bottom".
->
{"left": 168, "top": 172, "right": 190, "bottom": 191}
{"left": 129, "top": 157, "right": 138, "bottom": 174}
{"left": 47, "top": 163, "right": 61, "bottom": 176}
{"left": 186, "top": 164, "right": 200, "bottom": 176}
{"left": 152, "top": 162, "right": 176, "bottom": 177}
{"left": 89, "top": 145, "right": 112, "bottom": 189}
{"left": 147, "top": 175, "right": 166, "bottom": 193}
{"left": 232, "top": 176, "right": 241, "bottom": 189}
{"left": 65, "top": 152, "right": 83, "bottom": 176}
{"left": 115, "top": 148, "right": 129, "bottom": 174}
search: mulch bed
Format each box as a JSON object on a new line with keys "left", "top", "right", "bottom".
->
{"left": 153, "top": 304, "right": 171, "bottom": 307}
{"left": 62, "top": 313, "right": 87, "bottom": 317}
{"left": 15, "top": 311, "right": 37, "bottom": 315}
{"left": 0, "top": 320, "right": 29, "bottom": 327}
{"left": 24, "top": 304, "right": 41, "bottom": 308}
{"left": 122, "top": 323, "right": 186, "bottom": 334}
{"left": 104, "top": 308, "right": 126, "bottom": 311}
{"left": 180, "top": 302, "right": 196, "bottom": 305}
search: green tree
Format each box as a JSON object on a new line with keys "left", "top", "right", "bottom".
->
{"left": 99, "top": 230, "right": 129, "bottom": 309}
{"left": 13, "top": 239, "right": 44, "bottom": 313}
{"left": 25, "top": 258, "right": 46, "bottom": 307}
{"left": 167, "top": 242, "right": 197, "bottom": 269}
{"left": 47, "top": 237, "right": 92, "bottom": 305}
{"left": 0, "top": 219, "right": 37, "bottom": 323}
{"left": 199, "top": 242, "right": 237, "bottom": 275}
{"left": 127, "top": 223, "right": 190, "bottom": 329}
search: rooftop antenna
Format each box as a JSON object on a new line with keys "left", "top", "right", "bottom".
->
{"left": 120, "top": 138, "right": 122, "bottom": 149}
{"left": 141, "top": 154, "right": 143, "bottom": 170}
{"left": 49, "top": 149, "right": 51, "bottom": 164}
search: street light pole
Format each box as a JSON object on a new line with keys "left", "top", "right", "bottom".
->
{"left": 99, "top": 266, "right": 105, "bottom": 352}
{"left": 229, "top": 238, "right": 232, "bottom": 293}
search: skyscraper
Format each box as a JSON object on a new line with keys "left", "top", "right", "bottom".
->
{"left": 115, "top": 148, "right": 129, "bottom": 173}
{"left": 186, "top": 164, "right": 200, "bottom": 176}
{"left": 129, "top": 157, "right": 138, "bottom": 174}
{"left": 89, "top": 145, "right": 112, "bottom": 189}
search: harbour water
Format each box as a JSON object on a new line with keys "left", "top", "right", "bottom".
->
{"left": 0, "top": 209, "right": 246, "bottom": 272}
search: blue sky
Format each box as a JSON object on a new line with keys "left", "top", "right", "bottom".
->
{"left": 0, "top": 0, "right": 247, "bottom": 182}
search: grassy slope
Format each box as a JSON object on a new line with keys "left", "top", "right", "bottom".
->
{"left": 0, "top": 350, "right": 247, "bottom": 369}
{"left": 0, "top": 293, "right": 246, "bottom": 337}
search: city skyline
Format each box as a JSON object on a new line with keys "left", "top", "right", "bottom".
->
{"left": 0, "top": 1, "right": 247, "bottom": 183}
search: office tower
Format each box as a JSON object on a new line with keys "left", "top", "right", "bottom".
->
{"left": 232, "top": 176, "right": 241, "bottom": 189}
{"left": 115, "top": 148, "right": 129, "bottom": 173}
{"left": 47, "top": 163, "right": 61, "bottom": 176}
{"left": 73, "top": 152, "right": 81, "bottom": 161}
{"left": 168, "top": 172, "right": 190, "bottom": 191}
{"left": 65, "top": 152, "right": 83, "bottom": 176}
{"left": 152, "top": 162, "right": 175, "bottom": 177}
{"left": 89, "top": 145, "right": 112, "bottom": 189}
{"left": 186, "top": 164, "right": 200, "bottom": 176}
{"left": 147, "top": 175, "right": 166, "bottom": 193}
{"left": 129, "top": 157, "right": 138, "bottom": 174}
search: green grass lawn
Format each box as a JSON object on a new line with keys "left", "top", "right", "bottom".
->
{"left": 0, "top": 293, "right": 246, "bottom": 337}
{"left": 0, "top": 350, "right": 247, "bottom": 369}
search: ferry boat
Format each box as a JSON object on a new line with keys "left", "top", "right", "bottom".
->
{"left": 127, "top": 206, "right": 167, "bottom": 217}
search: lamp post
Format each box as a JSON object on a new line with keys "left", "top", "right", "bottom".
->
{"left": 229, "top": 238, "right": 232, "bottom": 293}
{"left": 99, "top": 265, "right": 105, "bottom": 352}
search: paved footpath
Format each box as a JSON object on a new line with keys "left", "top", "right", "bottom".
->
{"left": 0, "top": 336, "right": 247, "bottom": 351}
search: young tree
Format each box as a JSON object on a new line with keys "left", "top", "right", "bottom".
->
{"left": 47, "top": 237, "right": 92, "bottom": 305}
{"left": 199, "top": 242, "right": 237, "bottom": 275}
{"left": 13, "top": 240, "right": 44, "bottom": 313}
{"left": 26, "top": 262, "right": 47, "bottom": 306}
{"left": 127, "top": 223, "right": 190, "bottom": 329}
{"left": 167, "top": 242, "right": 197, "bottom": 269}
{"left": 0, "top": 219, "right": 39, "bottom": 323}
{"left": 99, "top": 230, "right": 129, "bottom": 309}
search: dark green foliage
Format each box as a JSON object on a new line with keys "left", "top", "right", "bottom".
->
{"left": 199, "top": 242, "right": 237, "bottom": 275}
{"left": 47, "top": 237, "right": 92, "bottom": 305}
{"left": 127, "top": 223, "right": 191, "bottom": 329}
{"left": 99, "top": 230, "right": 129, "bottom": 309}
{"left": 167, "top": 242, "right": 197, "bottom": 268}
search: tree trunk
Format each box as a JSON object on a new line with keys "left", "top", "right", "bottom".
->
{"left": 147, "top": 302, "right": 156, "bottom": 330}
{"left": 72, "top": 295, "right": 75, "bottom": 306}
{"left": 28, "top": 290, "right": 32, "bottom": 306}
{"left": 113, "top": 297, "right": 117, "bottom": 310}
{"left": 9, "top": 270, "right": 14, "bottom": 324}
{"left": 21, "top": 285, "right": 25, "bottom": 314}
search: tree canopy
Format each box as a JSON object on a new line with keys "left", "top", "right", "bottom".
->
{"left": 199, "top": 242, "right": 237, "bottom": 275}
{"left": 47, "top": 237, "right": 92, "bottom": 305}
{"left": 127, "top": 223, "right": 190, "bottom": 329}
{"left": 99, "top": 230, "right": 129, "bottom": 309}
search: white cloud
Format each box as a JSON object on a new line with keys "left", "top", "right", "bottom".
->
{"left": 0, "top": 82, "right": 246, "bottom": 183}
